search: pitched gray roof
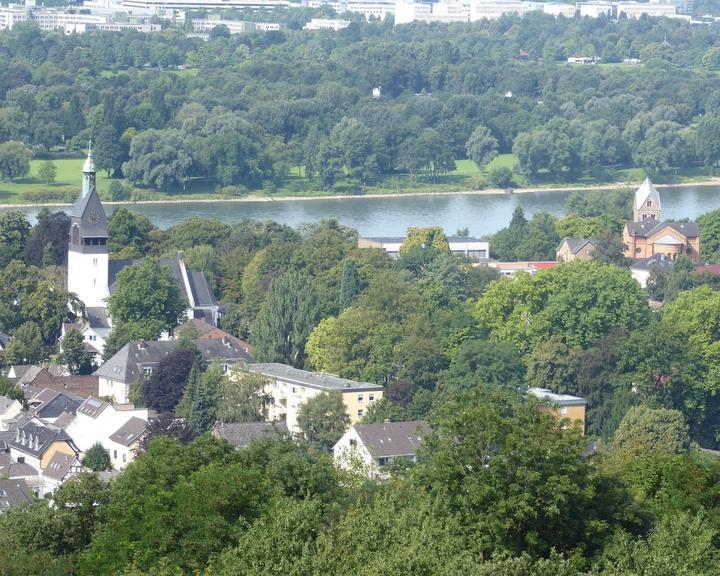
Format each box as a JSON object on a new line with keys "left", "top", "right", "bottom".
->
{"left": 43, "top": 451, "right": 76, "bottom": 481}
{"left": 625, "top": 221, "right": 699, "bottom": 238}
{"left": 76, "top": 397, "right": 109, "bottom": 419}
{"left": 630, "top": 253, "right": 675, "bottom": 271}
{"left": 70, "top": 184, "right": 108, "bottom": 238}
{"left": 53, "top": 411, "right": 75, "bottom": 430}
{"left": 10, "top": 420, "right": 76, "bottom": 459}
{"left": 0, "top": 479, "right": 33, "bottom": 511}
{"left": 109, "top": 417, "right": 147, "bottom": 446}
{"left": 0, "top": 395, "right": 19, "bottom": 413}
{"left": 188, "top": 271, "right": 216, "bottom": 307}
{"left": 354, "top": 421, "right": 430, "bottom": 459}
{"left": 561, "top": 237, "right": 595, "bottom": 254}
{"left": 0, "top": 331, "right": 10, "bottom": 349}
{"left": 86, "top": 307, "right": 111, "bottom": 330}
{"left": 212, "top": 421, "right": 288, "bottom": 448}
{"left": 248, "top": 363, "right": 383, "bottom": 392}
{"left": 31, "top": 391, "right": 82, "bottom": 420}
{"left": 95, "top": 339, "right": 255, "bottom": 384}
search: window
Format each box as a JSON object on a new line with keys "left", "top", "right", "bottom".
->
{"left": 143, "top": 367, "right": 152, "bottom": 375}
{"left": 358, "top": 395, "right": 364, "bottom": 403}
{"left": 647, "top": 199, "right": 652, "bottom": 207}
{"left": 17, "top": 457, "right": 24, "bottom": 464}
{"left": 113, "top": 450, "right": 117, "bottom": 459}
{"left": 292, "top": 386, "right": 297, "bottom": 394}
{"left": 349, "top": 439, "right": 356, "bottom": 447}
{"left": 368, "top": 394, "right": 375, "bottom": 401}
{"left": 123, "top": 453, "right": 126, "bottom": 463}
{"left": 357, "top": 409, "right": 364, "bottom": 417}
{"left": 92, "top": 258, "right": 98, "bottom": 266}
{"left": 378, "top": 457, "right": 389, "bottom": 466}
{"left": 635, "top": 247, "right": 641, "bottom": 254}
{"left": 560, "top": 407, "right": 568, "bottom": 415}
{"left": 93, "top": 278, "right": 96, "bottom": 286}
{"left": 89, "top": 335, "right": 97, "bottom": 341}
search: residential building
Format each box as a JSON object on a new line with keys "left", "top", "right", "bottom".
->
{"left": 528, "top": 387, "right": 586, "bottom": 433}
{"left": 105, "top": 416, "right": 148, "bottom": 469}
{"left": 121, "top": 0, "right": 289, "bottom": 12}
{"left": 333, "top": 420, "right": 430, "bottom": 477}
{"left": 0, "top": 7, "right": 28, "bottom": 30}
{"left": 395, "top": 0, "right": 468, "bottom": 24}
{"left": 630, "top": 253, "right": 674, "bottom": 288}
{"left": 567, "top": 56, "right": 596, "bottom": 64}
{"left": 468, "top": 0, "right": 534, "bottom": 21}
{"left": 616, "top": 2, "right": 676, "bottom": 18}
{"left": 176, "top": 318, "right": 253, "bottom": 354}
{"left": 9, "top": 419, "right": 79, "bottom": 473}
{"left": 0, "top": 479, "right": 33, "bottom": 512}
{"left": 42, "top": 452, "right": 81, "bottom": 495}
{"left": 192, "top": 18, "right": 257, "bottom": 33}
{"left": 556, "top": 238, "right": 596, "bottom": 262}
{"left": 65, "top": 397, "right": 148, "bottom": 453}
{"left": 358, "top": 235, "right": 489, "bottom": 260}
{"left": 32, "top": 10, "right": 108, "bottom": 31}
{"left": 623, "top": 178, "right": 700, "bottom": 262}
{"left": 63, "top": 21, "right": 161, "bottom": 33}
{"left": 0, "top": 396, "right": 23, "bottom": 432}
{"left": 27, "top": 389, "right": 83, "bottom": 424}
{"left": 16, "top": 367, "right": 98, "bottom": 399}
{"left": 96, "top": 339, "right": 254, "bottom": 404}
{"left": 578, "top": 2, "right": 613, "bottom": 17}
{"left": 303, "top": 17, "right": 351, "bottom": 29}
{"left": 246, "top": 363, "right": 384, "bottom": 433}
{"left": 212, "top": 421, "right": 289, "bottom": 448}
{"left": 543, "top": 3, "right": 576, "bottom": 16}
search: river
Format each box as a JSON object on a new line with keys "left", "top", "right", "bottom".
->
{"left": 11, "top": 184, "right": 720, "bottom": 237}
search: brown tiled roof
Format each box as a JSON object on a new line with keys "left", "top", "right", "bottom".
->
{"left": 30, "top": 371, "right": 99, "bottom": 398}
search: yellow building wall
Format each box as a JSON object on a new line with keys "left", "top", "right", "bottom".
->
{"left": 40, "top": 441, "right": 76, "bottom": 470}
{"left": 540, "top": 405, "right": 585, "bottom": 434}
{"left": 342, "top": 389, "right": 384, "bottom": 424}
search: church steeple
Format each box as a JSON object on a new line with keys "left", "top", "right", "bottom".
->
{"left": 82, "top": 141, "right": 96, "bottom": 198}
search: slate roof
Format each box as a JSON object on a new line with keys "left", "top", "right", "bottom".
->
{"left": 0, "top": 479, "right": 33, "bottom": 511}
{"left": 528, "top": 387, "right": 587, "bottom": 407}
{"left": 625, "top": 220, "right": 699, "bottom": 238}
{"left": 212, "top": 421, "right": 289, "bottom": 448}
{"left": 0, "top": 395, "right": 19, "bottom": 413}
{"left": 630, "top": 253, "right": 675, "bottom": 272}
{"left": 43, "top": 452, "right": 76, "bottom": 481}
{"left": 86, "top": 307, "right": 111, "bottom": 330}
{"left": 0, "top": 331, "right": 10, "bottom": 349}
{"left": 188, "top": 271, "right": 216, "bottom": 307}
{"left": 95, "top": 339, "right": 255, "bottom": 384}
{"left": 76, "top": 397, "right": 109, "bottom": 419}
{"left": 10, "top": 420, "right": 76, "bottom": 459}
{"left": 70, "top": 179, "right": 108, "bottom": 238}
{"left": 5, "top": 461, "right": 40, "bottom": 478}
{"left": 30, "top": 391, "right": 83, "bottom": 420}
{"left": 354, "top": 421, "right": 430, "bottom": 459}
{"left": 634, "top": 177, "right": 661, "bottom": 210}
{"left": 560, "top": 237, "right": 595, "bottom": 254}
{"left": 53, "top": 411, "right": 75, "bottom": 430}
{"left": 249, "top": 363, "right": 383, "bottom": 392}
{"left": 108, "top": 417, "right": 148, "bottom": 446}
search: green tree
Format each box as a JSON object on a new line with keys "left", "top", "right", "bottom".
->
{"left": 487, "top": 165, "right": 514, "bottom": 188}
{"left": 251, "top": 271, "right": 321, "bottom": 367}
{"left": 122, "top": 129, "right": 193, "bottom": 190}
{"left": 82, "top": 443, "right": 112, "bottom": 471}
{"left": 93, "top": 125, "right": 124, "bottom": 176}
{"left": 526, "top": 336, "right": 581, "bottom": 394}
{"left": 696, "top": 115, "right": 720, "bottom": 167}
{"left": 0, "top": 140, "right": 31, "bottom": 180}
{"left": 339, "top": 258, "right": 361, "bottom": 310}
{"left": 216, "top": 365, "right": 271, "bottom": 423}
{"left": 106, "top": 258, "right": 187, "bottom": 335}
{"left": 143, "top": 349, "right": 198, "bottom": 413}
{"left": 3, "top": 321, "right": 44, "bottom": 365}
{"left": 0, "top": 210, "right": 31, "bottom": 267}
{"left": 184, "top": 363, "right": 224, "bottom": 433}
{"left": 23, "top": 210, "right": 70, "bottom": 266}
{"left": 698, "top": 207, "right": 720, "bottom": 257}
{"left": 107, "top": 207, "right": 156, "bottom": 255}
{"left": 59, "top": 328, "right": 94, "bottom": 375}
{"left": 37, "top": 159, "right": 56, "bottom": 185}
{"left": 611, "top": 406, "right": 690, "bottom": 459}
{"left": 400, "top": 226, "right": 450, "bottom": 255}
{"left": 474, "top": 261, "right": 649, "bottom": 352}
{"left": 297, "top": 391, "right": 350, "bottom": 450}
{"left": 0, "top": 375, "right": 24, "bottom": 404}
{"left": 466, "top": 125, "right": 498, "bottom": 169}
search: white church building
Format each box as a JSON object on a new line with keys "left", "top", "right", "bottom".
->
{"left": 64, "top": 150, "right": 220, "bottom": 357}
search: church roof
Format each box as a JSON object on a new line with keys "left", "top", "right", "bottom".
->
{"left": 625, "top": 221, "right": 699, "bottom": 238}
{"left": 634, "top": 177, "right": 661, "bottom": 211}
{"left": 70, "top": 184, "right": 107, "bottom": 237}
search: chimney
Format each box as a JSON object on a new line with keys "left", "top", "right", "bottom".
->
{"left": 15, "top": 429, "right": 19, "bottom": 443}
{"left": 34, "top": 436, "right": 39, "bottom": 450}
{"left": 138, "top": 340, "right": 146, "bottom": 349}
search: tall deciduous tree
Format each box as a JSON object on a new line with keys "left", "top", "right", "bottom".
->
{"left": 216, "top": 366, "right": 271, "bottom": 423}
{"left": 106, "top": 259, "right": 187, "bottom": 335}
{"left": 82, "top": 443, "right": 112, "bottom": 472}
{"left": 143, "top": 348, "right": 198, "bottom": 413}
{"left": 2, "top": 321, "right": 44, "bottom": 365}
{"left": 339, "top": 258, "right": 361, "bottom": 310}
{"left": 0, "top": 141, "right": 31, "bottom": 180}
{"left": 297, "top": 391, "right": 350, "bottom": 450}
{"left": 251, "top": 271, "right": 321, "bottom": 367}
{"left": 59, "top": 328, "right": 94, "bottom": 375}
{"left": 37, "top": 159, "right": 56, "bottom": 185}
{"left": 465, "top": 125, "right": 498, "bottom": 169}
{"left": 122, "top": 129, "right": 193, "bottom": 190}
{"left": 23, "top": 210, "right": 70, "bottom": 266}
{"left": 0, "top": 210, "right": 30, "bottom": 267}
{"left": 107, "top": 208, "right": 156, "bottom": 255}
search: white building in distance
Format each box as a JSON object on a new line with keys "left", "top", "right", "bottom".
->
{"left": 304, "top": 17, "right": 351, "bottom": 29}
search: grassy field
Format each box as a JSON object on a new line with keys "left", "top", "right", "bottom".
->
{"left": 0, "top": 154, "right": 716, "bottom": 206}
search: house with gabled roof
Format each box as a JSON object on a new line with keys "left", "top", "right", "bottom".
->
{"left": 105, "top": 416, "right": 148, "bottom": 469}
{"left": 96, "top": 339, "right": 254, "bottom": 404}
{"left": 333, "top": 420, "right": 430, "bottom": 477}
{"left": 42, "top": 452, "right": 81, "bottom": 495}
{"left": 623, "top": 177, "right": 701, "bottom": 262}
{"left": 65, "top": 397, "right": 148, "bottom": 455}
{"left": 0, "top": 395, "right": 22, "bottom": 431}
{"left": 212, "top": 421, "right": 288, "bottom": 448}
{"left": 0, "top": 479, "right": 33, "bottom": 512}
{"left": 556, "top": 238, "right": 596, "bottom": 262}
{"left": 9, "top": 418, "right": 79, "bottom": 474}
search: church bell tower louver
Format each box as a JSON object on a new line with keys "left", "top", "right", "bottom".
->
{"left": 67, "top": 146, "right": 109, "bottom": 308}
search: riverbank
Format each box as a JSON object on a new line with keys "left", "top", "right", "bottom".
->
{"left": 3, "top": 177, "right": 720, "bottom": 210}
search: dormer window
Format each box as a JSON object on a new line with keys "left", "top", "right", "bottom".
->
{"left": 647, "top": 199, "right": 652, "bottom": 207}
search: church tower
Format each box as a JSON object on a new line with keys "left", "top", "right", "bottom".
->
{"left": 67, "top": 148, "right": 109, "bottom": 308}
{"left": 633, "top": 177, "right": 662, "bottom": 222}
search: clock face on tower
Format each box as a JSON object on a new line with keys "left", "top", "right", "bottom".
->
{"left": 89, "top": 210, "right": 101, "bottom": 225}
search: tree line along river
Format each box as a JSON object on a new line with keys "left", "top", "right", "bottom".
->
{"left": 9, "top": 184, "right": 720, "bottom": 237}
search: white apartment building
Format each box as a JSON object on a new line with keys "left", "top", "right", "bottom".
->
{"left": 64, "top": 21, "right": 160, "bottom": 33}
{"left": 121, "top": 0, "right": 288, "bottom": 12}
{"left": 578, "top": 2, "right": 613, "bottom": 17}
{"left": 307, "top": 0, "right": 395, "bottom": 19}
{"left": 33, "top": 11, "right": 108, "bottom": 31}
{"left": 468, "top": 0, "right": 534, "bottom": 20}
{"left": 0, "top": 7, "right": 28, "bottom": 30}
{"left": 304, "top": 17, "right": 351, "bottom": 29}
{"left": 193, "top": 18, "right": 257, "bottom": 32}
{"left": 395, "top": 0, "right": 467, "bottom": 24}
{"left": 543, "top": 2, "right": 576, "bottom": 16}
{"left": 615, "top": 1, "right": 676, "bottom": 17}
